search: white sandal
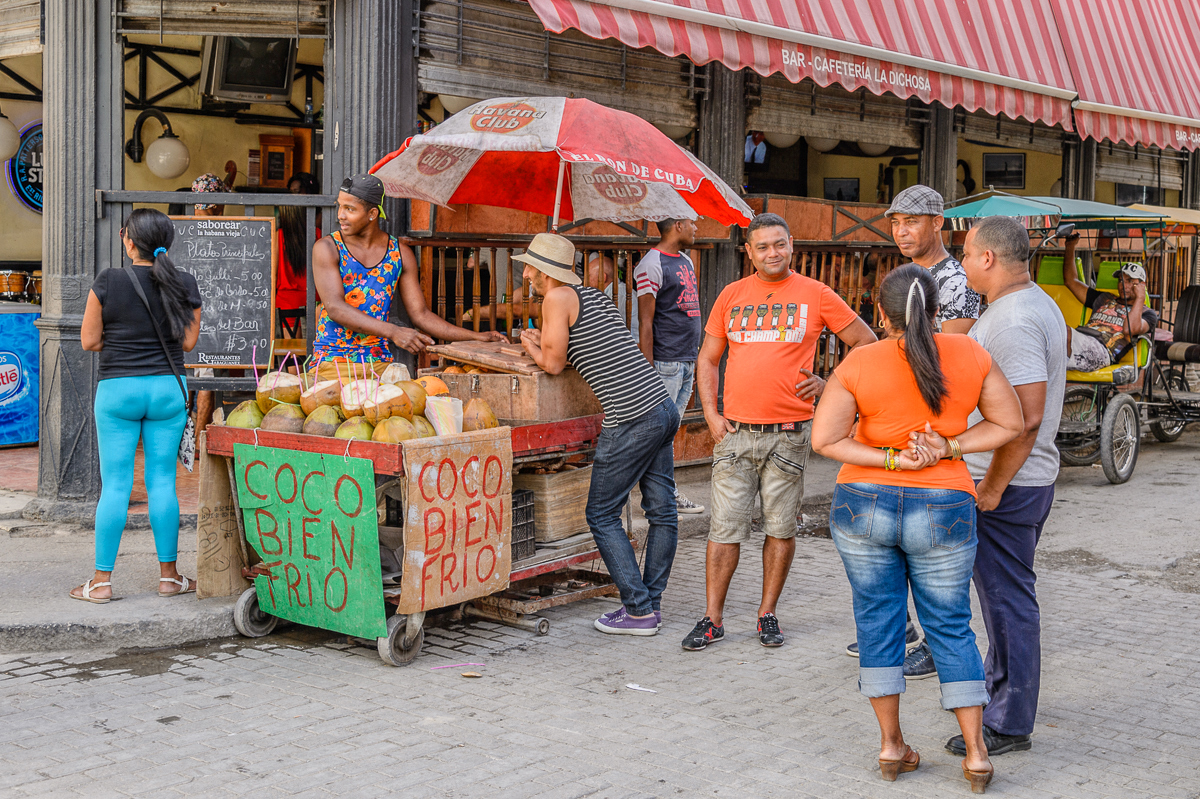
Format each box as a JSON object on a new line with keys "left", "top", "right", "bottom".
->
{"left": 70, "top": 579, "right": 112, "bottom": 604}
{"left": 159, "top": 576, "right": 196, "bottom": 597}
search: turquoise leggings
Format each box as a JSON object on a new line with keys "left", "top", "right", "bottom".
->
{"left": 93, "top": 376, "right": 188, "bottom": 571}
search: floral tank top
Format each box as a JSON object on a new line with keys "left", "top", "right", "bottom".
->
{"left": 313, "top": 231, "right": 403, "bottom": 362}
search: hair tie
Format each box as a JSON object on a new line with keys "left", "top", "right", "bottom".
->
{"left": 153, "top": 247, "right": 167, "bottom": 258}
{"left": 905, "top": 279, "right": 926, "bottom": 326}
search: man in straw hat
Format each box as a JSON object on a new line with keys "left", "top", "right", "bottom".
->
{"left": 311, "top": 173, "right": 503, "bottom": 381}
{"left": 518, "top": 233, "right": 679, "bottom": 637}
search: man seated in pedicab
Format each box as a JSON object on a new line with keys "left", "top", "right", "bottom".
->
{"left": 1061, "top": 252, "right": 1157, "bottom": 374}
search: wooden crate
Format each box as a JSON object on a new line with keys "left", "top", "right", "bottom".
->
{"left": 427, "top": 369, "right": 602, "bottom": 422}
{"left": 513, "top": 466, "right": 592, "bottom": 542}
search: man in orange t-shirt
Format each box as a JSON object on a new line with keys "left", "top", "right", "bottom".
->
{"left": 682, "top": 213, "right": 876, "bottom": 651}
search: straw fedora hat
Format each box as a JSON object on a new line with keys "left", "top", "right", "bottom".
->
{"left": 511, "top": 233, "right": 581, "bottom": 285}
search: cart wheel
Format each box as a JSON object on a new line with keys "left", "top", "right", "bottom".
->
{"left": 233, "top": 587, "right": 277, "bottom": 638}
{"left": 536, "top": 618, "right": 551, "bottom": 636}
{"left": 1150, "top": 417, "right": 1187, "bottom": 443}
{"left": 1100, "top": 393, "right": 1141, "bottom": 484}
{"left": 377, "top": 614, "right": 424, "bottom": 666}
{"left": 1058, "top": 386, "right": 1102, "bottom": 466}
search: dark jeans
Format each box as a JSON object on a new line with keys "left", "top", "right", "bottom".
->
{"left": 975, "top": 483, "right": 1055, "bottom": 736}
{"left": 586, "top": 398, "right": 680, "bottom": 616}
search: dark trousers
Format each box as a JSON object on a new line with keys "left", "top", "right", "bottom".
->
{"left": 974, "top": 483, "right": 1055, "bottom": 736}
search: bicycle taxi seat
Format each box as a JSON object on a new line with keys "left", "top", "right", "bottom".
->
{"left": 1036, "top": 255, "right": 1148, "bottom": 385}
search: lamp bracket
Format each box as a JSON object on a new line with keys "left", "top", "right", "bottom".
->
{"left": 125, "top": 108, "right": 176, "bottom": 163}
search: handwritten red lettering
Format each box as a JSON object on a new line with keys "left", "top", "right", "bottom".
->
{"left": 324, "top": 567, "right": 348, "bottom": 612}
{"left": 424, "top": 507, "right": 446, "bottom": 554}
{"left": 275, "top": 463, "right": 298, "bottom": 503}
{"left": 333, "top": 474, "right": 363, "bottom": 517}
{"left": 485, "top": 501, "right": 502, "bottom": 541}
{"left": 441, "top": 552, "right": 459, "bottom": 594}
{"left": 476, "top": 545, "right": 497, "bottom": 583}
{"left": 301, "top": 517, "right": 321, "bottom": 561}
{"left": 465, "top": 501, "right": 483, "bottom": 548}
{"left": 330, "top": 520, "right": 355, "bottom": 569}
{"left": 301, "top": 471, "right": 324, "bottom": 515}
{"left": 418, "top": 461, "right": 437, "bottom": 503}
{"left": 482, "top": 456, "right": 504, "bottom": 498}
{"left": 437, "top": 458, "right": 458, "bottom": 501}
{"left": 460, "top": 456, "right": 480, "bottom": 498}
{"left": 245, "top": 460, "right": 269, "bottom": 500}
{"left": 254, "top": 508, "right": 282, "bottom": 555}
{"left": 284, "top": 563, "right": 306, "bottom": 607}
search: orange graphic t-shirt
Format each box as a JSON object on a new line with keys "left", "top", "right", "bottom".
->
{"left": 834, "top": 335, "right": 993, "bottom": 495}
{"left": 704, "top": 271, "right": 859, "bottom": 424}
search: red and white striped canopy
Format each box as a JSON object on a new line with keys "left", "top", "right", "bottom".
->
{"left": 1052, "top": 0, "right": 1200, "bottom": 151}
{"left": 529, "top": 0, "right": 1200, "bottom": 151}
{"left": 528, "top": 0, "right": 1078, "bottom": 131}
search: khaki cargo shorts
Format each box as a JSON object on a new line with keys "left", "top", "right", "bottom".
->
{"left": 708, "top": 422, "right": 811, "bottom": 544}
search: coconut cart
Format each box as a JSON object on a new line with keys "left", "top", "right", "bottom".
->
{"left": 196, "top": 363, "right": 622, "bottom": 665}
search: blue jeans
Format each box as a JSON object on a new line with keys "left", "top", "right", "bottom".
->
{"left": 653, "top": 360, "right": 695, "bottom": 415}
{"left": 830, "top": 483, "right": 988, "bottom": 710}
{"left": 94, "top": 376, "right": 189, "bottom": 571}
{"left": 586, "top": 398, "right": 680, "bottom": 615}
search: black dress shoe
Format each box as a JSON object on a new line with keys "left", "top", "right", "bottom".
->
{"left": 946, "top": 725, "right": 1032, "bottom": 756}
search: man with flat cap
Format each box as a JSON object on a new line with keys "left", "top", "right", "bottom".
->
{"left": 311, "top": 173, "right": 502, "bottom": 381}
{"left": 517, "top": 233, "right": 679, "bottom": 638}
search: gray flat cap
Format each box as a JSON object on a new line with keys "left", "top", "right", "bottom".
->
{"left": 885, "top": 184, "right": 944, "bottom": 217}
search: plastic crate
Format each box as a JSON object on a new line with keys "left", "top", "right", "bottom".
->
{"left": 512, "top": 489, "right": 536, "bottom": 561}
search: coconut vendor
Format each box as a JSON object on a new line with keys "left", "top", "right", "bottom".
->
{"left": 310, "top": 173, "right": 504, "bottom": 381}
{"left": 518, "top": 233, "right": 678, "bottom": 637}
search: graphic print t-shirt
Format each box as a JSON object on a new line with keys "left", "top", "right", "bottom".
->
{"left": 1081, "top": 287, "right": 1158, "bottom": 360}
{"left": 633, "top": 249, "right": 702, "bottom": 362}
{"left": 704, "top": 272, "right": 859, "bottom": 424}
{"left": 927, "top": 256, "right": 981, "bottom": 331}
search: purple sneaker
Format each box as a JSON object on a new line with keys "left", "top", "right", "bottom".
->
{"left": 655, "top": 610, "right": 662, "bottom": 630}
{"left": 594, "top": 607, "right": 658, "bottom": 636}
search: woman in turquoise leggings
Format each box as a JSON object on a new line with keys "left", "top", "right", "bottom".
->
{"left": 71, "top": 209, "right": 203, "bottom": 603}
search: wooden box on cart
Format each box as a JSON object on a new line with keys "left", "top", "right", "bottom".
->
{"left": 421, "top": 341, "right": 601, "bottom": 422}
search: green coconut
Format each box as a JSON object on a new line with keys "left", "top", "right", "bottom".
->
{"left": 411, "top": 415, "right": 437, "bottom": 438}
{"left": 226, "top": 400, "right": 265, "bottom": 429}
{"left": 371, "top": 416, "right": 417, "bottom": 443}
{"left": 334, "top": 416, "right": 375, "bottom": 441}
{"left": 260, "top": 404, "right": 306, "bottom": 434}
{"left": 302, "top": 405, "right": 345, "bottom": 437}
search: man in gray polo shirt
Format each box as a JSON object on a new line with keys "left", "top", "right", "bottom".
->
{"left": 950, "top": 215, "right": 1067, "bottom": 757}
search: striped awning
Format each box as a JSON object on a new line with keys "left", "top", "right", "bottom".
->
{"left": 1052, "top": 0, "right": 1200, "bottom": 151}
{"left": 527, "top": 0, "right": 1078, "bottom": 131}
{"left": 528, "top": 0, "right": 1200, "bottom": 152}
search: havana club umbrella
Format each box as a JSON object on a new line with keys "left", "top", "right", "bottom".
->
{"left": 370, "top": 96, "right": 753, "bottom": 228}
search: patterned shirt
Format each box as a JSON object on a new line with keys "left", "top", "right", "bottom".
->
{"left": 313, "top": 232, "right": 403, "bottom": 362}
{"left": 927, "top": 256, "right": 981, "bottom": 331}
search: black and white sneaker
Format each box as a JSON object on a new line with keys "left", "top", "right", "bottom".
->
{"left": 902, "top": 641, "right": 937, "bottom": 680}
{"left": 681, "top": 617, "right": 724, "bottom": 650}
{"left": 757, "top": 613, "right": 784, "bottom": 647}
{"left": 846, "top": 621, "right": 920, "bottom": 657}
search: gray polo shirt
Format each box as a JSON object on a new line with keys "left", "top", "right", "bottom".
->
{"left": 965, "top": 285, "right": 1068, "bottom": 486}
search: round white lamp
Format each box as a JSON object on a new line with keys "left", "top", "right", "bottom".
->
{"left": 763, "top": 132, "right": 801, "bottom": 149}
{"left": 858, "top": 141, "right": 890, "bottom": 157}
{"left": 653, "top": 123, "right": 694, "bottom": 142}
{"left": 1049, "top": 179, "right": 1063, "bottom": 197}
{"left": 806, "top": 136, "right": 840, "bottom": 153}
{"left": 125, "top": 109, "right": 191, "bottom": 179}
{"left": 0, "top": 107, "right": 19, "bottom": 162}
{"left": 145, "top": 134, "right": 191, "bottom": 179}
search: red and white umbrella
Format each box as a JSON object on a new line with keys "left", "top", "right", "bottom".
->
{"left": 370, "top": 96, "right": 752, "bottom": 228}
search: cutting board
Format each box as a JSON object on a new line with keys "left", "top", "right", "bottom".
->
{"left": 428, "top": 341, "right": 543, "bottom": 375}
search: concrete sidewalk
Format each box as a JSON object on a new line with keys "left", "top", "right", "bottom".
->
{"left": 0, "top": 442, "right": 842, "bottom": 654}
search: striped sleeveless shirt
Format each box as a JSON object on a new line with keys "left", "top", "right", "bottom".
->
{"left": 565, "top": 285, "right": 668, "bottom": 427}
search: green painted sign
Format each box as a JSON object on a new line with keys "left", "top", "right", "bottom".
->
{"left": 233, "top": 444, "right": 387, "bottom": 638}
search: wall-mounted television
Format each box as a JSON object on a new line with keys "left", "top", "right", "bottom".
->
{"left": 200, "top": 36, "right": 297, "bottom": 105}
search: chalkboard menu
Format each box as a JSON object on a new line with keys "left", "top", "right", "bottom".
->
{"left": 169, "top": 216, "right": 276, "bottom": 369}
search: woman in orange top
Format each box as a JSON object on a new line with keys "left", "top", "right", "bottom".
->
{"left": 812, "top": 264, "right": 1023, "bottom": 793}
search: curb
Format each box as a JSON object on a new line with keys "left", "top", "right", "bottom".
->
{"left": 0, "top": 595, "right": 240, "bottom": 653}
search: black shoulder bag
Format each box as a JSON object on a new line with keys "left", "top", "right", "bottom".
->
{"left": 123, "top": 266, "right": 196, "bottom": 472}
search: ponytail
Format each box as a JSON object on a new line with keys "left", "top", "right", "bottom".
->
{"left": 878, "top": 264, "right": 947, "bottom": 415}
{"left": 124, "top": 208, "right": 194, "bottom": 341}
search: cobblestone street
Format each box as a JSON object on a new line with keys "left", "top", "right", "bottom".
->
{"left": 3, "top": 526, "right": 1198, "bottom": 798}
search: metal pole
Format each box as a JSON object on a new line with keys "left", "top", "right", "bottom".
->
{"left": 551, "top": 159, "right": 566, "bottom": 232}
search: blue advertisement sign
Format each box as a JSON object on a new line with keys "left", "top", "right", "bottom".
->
{"left": 0, "top": 311, "right": 39, "bottom": 446}
{"left": 5, "top": 121, "right": 43, "bottom": 214}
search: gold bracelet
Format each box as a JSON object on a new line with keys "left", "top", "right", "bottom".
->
{"left": 948, "top": 437, "right": 963, "bottom": 461}
{"left": 884, "top": 447, "right": 897, "bottom": 471}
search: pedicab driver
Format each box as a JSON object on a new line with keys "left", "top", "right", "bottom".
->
{"left": 517, "top": 233, "right": 680, "bottom": 637}
{"left": 311, "top": 173, "right": 503, "bottom": 380}
{"left": 1061, "top": 234, "right": 1156, "bottom": 372}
